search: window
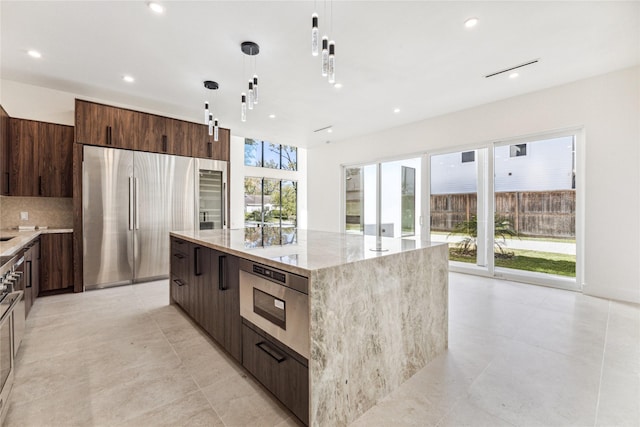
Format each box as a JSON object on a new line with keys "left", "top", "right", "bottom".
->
{"left": 510, "top": 143, "right": 527, "bottom": 157}
{"left": 244, "top": 177, "right": 297, "bottom": 228}
{"left": 461, "top": 151, "right": 475, "bottom": 163}
{"left": 244, "top": 139, "right": 298, "bottom": 171}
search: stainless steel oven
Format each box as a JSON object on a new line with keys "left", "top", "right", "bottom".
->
{"left": 239, "top": 259, "right": 309, "bottom": 359}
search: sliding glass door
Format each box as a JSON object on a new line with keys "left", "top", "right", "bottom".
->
{"left": 427, "top": 131, "right": 579, "bottom": 289}
{"left": 493, "top": 136, "right": 576, "bottom": 282}
{"left": 344, "top": 157, "right": 421, "bottom": 238}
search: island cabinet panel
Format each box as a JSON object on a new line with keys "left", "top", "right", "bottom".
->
{"left": 9, "top": 118, "right": 74, "bottom": 197}
{"left": 0, "top": 105, "right": 9, "bottom": 195}
{"left": 39, "top": 233, "right": 73, "bottom": 294}
{"left": 242, "top": 321, "right": 309, "bottom": 425}
{"left": 169, "top": 237, "right": 242, "bottom": 363}
{"left": 209, "top": 249, "right": 242, "bottom": 362}
{"left": 170, "top": 237, "right": 191, "bottom": 310}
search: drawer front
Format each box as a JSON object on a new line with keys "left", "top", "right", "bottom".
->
{"left": 242, "top": 323, "right": 309, "bottom": 425}
{"left": 170, "top": 248, "right": 189, "bottom": 280}
{"left": 171, "top": 237, "right": 189, "bottom": 255}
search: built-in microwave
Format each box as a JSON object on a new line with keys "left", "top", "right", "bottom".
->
{"left": 238, "top": 259, "right": 309, "bottom": 360}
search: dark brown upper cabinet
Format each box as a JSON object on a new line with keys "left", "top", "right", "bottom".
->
{"left": 192, "top": 125, "right": 230, "bottom": 161}
{"left": 0, "top": 105, "right": 9, "bottom": 195}
{"left": 8, "top": 118, "right": 73, "bottom": 197}
{"left": 75, "top": 100, "right": 142, "bottom": 150}
{"left": 76, "top": 99, "right": 228, "bottom": 160}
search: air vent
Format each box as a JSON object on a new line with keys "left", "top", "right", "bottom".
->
{"left": 313, "top": 125, "right": 332, "bottom": 133}
{"left": 485, "top": 59, "right": 539, "bottom": 78}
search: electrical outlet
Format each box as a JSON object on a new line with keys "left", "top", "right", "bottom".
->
{"left": 20, "top": 212, "right": 28, "bottom": 221}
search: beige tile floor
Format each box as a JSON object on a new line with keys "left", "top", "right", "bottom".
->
{"left": 6, "top": 273, "right": 640, "bottom": 426}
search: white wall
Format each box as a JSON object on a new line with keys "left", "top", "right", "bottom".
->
{"left": 307, "top": 66, "right": 640, "bottom": 303}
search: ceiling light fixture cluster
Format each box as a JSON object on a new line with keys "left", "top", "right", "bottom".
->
{"left": 311, "top": 1, "right": 337, "bottom": 84}
{"left": 203, "top": 80, "right": 220, "bottom": 141}
{"left": 240, "top": 41, "right": 260, "bottom": 123}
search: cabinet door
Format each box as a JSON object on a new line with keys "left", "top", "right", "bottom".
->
{"left": 191, "top": 245, "right": 212, "bottom": 329}
{"left": 75, "top": 100, "right": 115, "bottom": 147}
{"left": 170, "top": 237, "right": 190, "bottom": 308}
{"left": 146, "top": 115, "right": 167, "bottom": 154}
{"left": 75, "top": 100, "right": 137, "bottom": 150}
{"left": 221, "top": 253, "right": 242, "bottom": 362}
{"left": 191, "top": 125, "right": 230, "bottom": 161}
{"left": 0, "top": 105, "right": 9, "bottom": 195}
{"left": 40, "top": 233, "right": 74, "bottom": 293}
{"left": 167, "top": 119, "right": 194, "bottom": 157}
{"left": 33, "top": 239, "right": 40, "bottom": 298}
{"left": 9, "top": 118, "right": 39, "bottom": 196}
{"left": 38, "top": 122, "right": 73, "bottom": 197}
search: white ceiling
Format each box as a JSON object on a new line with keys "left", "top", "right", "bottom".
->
{"left": 1, "top": 1, "right": 639, "bottom": 148}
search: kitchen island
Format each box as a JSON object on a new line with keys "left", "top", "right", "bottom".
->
{"left": 170, "top": 228, "right": 448, "bottom": 426}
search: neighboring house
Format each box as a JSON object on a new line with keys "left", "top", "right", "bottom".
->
{"left": 244, "top": 195, "right": 273, "bottom": 213}
{"left": 431, "top": 136, "right": 575, "bottom": 194}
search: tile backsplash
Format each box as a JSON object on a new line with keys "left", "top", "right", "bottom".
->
{"left": 0, "top": 196, "right": 73, "bottom": 229}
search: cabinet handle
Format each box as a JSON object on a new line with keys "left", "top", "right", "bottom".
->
{"left": 162, "top": 135, "right": 168, "bottom": 152}
{"left": 194, "top": 247, "right": 201, "bottom": 276}
{"left": 26, "top": 260, "right": 32, "bottom": 288}
{"left": 218, "top": 255, "right": 226, "bottom": 290}
{"left": 207, "top": 142, "right": 212, "bottom": 158}
{"left": 256, "top": 341, "right": 286, "bottom": 363}
{"left": 173, "top": 279, "right": 185, "bottom": 287}
{"left": 173, "top": 253, "right": 185, "bottom": 259}
{"left": 4, "top": 172, "right": 9, "bottom": 194}
{"left": 106, "top": 126, "right": 112, "bottom": 145}
{"left": 38, "top": 176, "right": 42, "bottom": 196}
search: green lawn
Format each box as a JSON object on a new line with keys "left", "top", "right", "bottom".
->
{"left": 449, "top": 247, "right": 576, "bottom": 277}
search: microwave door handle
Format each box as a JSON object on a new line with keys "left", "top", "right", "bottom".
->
{"left": 128, "top": 177, "right": 134, "bottom": 230}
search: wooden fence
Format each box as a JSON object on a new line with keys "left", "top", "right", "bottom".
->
{"left": 430, "top": 190, "right": 575, "bottom": 238}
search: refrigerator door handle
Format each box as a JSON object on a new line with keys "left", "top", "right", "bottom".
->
{"left": 135, "top": 177, "right": 140, "bottom": 230}
{"left": 128, "top": 176, "right": 134, "bottom": 230}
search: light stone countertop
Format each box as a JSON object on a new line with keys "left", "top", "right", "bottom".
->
{"left": 0, "top": 229, "right": 73, "bottom": 258}
{"left": 170, "top": 228, "right": 445, "bottom": 276}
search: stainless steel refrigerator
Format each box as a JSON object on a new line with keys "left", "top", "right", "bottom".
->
{"left": 82, "top": 145, "right": 227, "bottom": 289}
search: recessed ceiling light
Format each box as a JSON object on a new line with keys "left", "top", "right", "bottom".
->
{"left": 327, "top": 128, "right": 333, "bottom": 133}
{"left": 27, "top": 50, "right": 42, "bottom": 59}
{"left": 123, "top": 75, "right": 135, "bottom": 83}
{"left": 334, "top": 83, "right": 343, "bottom": 89}
{"left": 509, "top": 72, "right": 519, "bottom": 79}
{"left": 393, "top": 108, "right": 401, "bottom": 113}
{"left": 269, "top": 114, "right": 276, "bottom": 119}
{"left": 148, "top": 2, "right": 164, "bottom": 14}
{"left": 464, "top": 17, "right": 479, "bottom": 28}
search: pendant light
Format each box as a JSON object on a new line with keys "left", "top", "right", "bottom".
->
{"left": 240, "top": 41, "right": 260, "bottom": 121}
{"left": 311, "top": 13, "right": 319, "bottom": 56}
{"left": 311, "top": 1, "right": 337, "bottom": 86}
{"left": 328, "top": 41, "right": 336, "bottom": 83}
{"left": 203, "top": 80, "right": 220, "bottom": 141}
{"left": 321, "top": 36, "right": 329, "bottom": 76}
{"left": 241, "top": 93, "right": 247, "bottom": 122}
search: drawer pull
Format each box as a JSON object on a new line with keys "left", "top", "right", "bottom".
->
{"left": 256, "top": 341, "right": 286, "bottom": 363}
{"left": 173, "top": 279, "right": 185, "bottom": 287}
{"left": 173, "top": 253, "right": 185, "bottom": 259}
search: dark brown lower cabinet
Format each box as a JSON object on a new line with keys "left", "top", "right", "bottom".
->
{"left": 242, "top": 321, "right": 309, "bottom": 425}
{"left": 169, "top": 238, "right": 242, "bottom": 363}
{"left": 23, "top": 238, "right": 40, "bottom": 316}
{"left": 170, "top": 237, "right": 191, "bottom": 310}
{"left": 39, "top": 233, "right": 73, "bottom": 294}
